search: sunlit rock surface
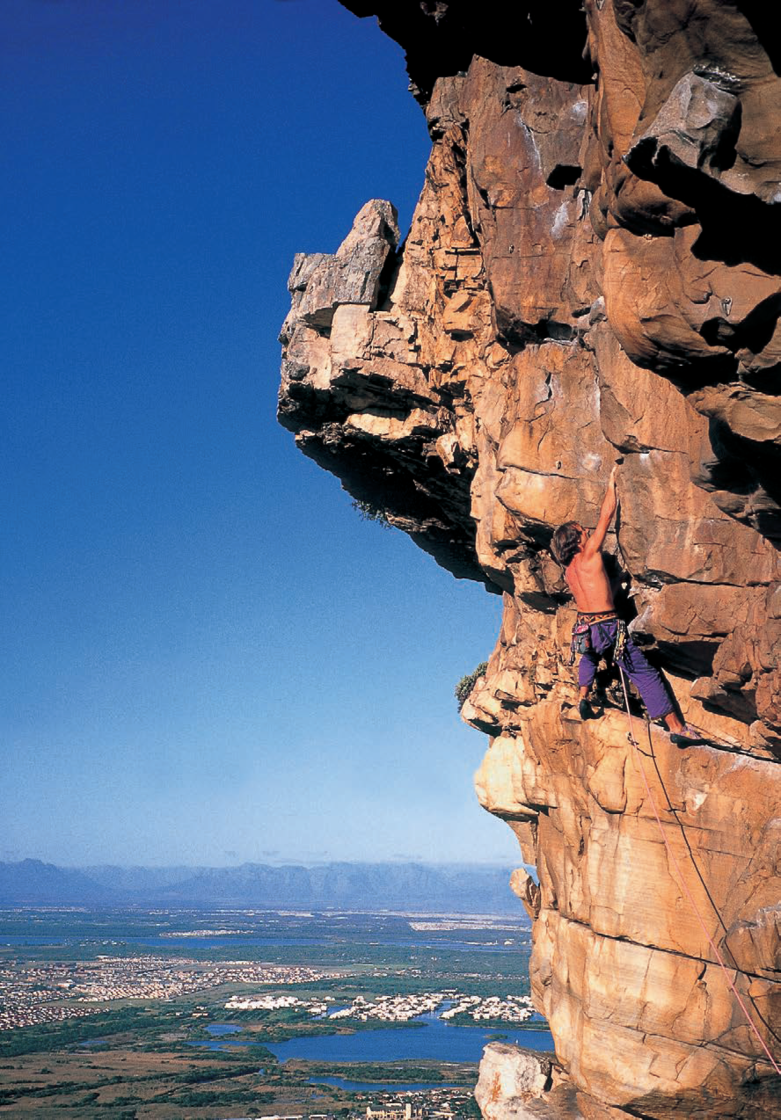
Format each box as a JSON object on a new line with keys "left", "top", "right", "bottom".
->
{"left": 278, "top": 2, "right": 781, "bottom": 1115}
{"left": 475, "top": 1042, "right": 581, "bottom": 1119}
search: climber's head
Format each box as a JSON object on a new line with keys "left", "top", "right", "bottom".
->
{"left": 551, "top": 521, "right": 586, "bottom": 567}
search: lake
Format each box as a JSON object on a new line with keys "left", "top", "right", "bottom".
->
{"left": 189, "top": 1011, "right": 555, "bottom": 1065}
{"left": 266, "top": 1019, "right": 554, "bottom": 1064}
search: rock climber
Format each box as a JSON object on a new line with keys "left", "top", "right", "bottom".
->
{"left": 550, "top": 466, "right": 701, "bottom": 746}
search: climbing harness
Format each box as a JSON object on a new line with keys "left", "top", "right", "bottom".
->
{"left": 616, "top": 665, "right": 781, "bottom": 1076}
{"left": 569, "top": 611, "right": 618, "bottom": 665}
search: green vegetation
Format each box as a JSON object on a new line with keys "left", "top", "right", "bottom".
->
{"left": 298, "top": 1060, "right": 477, "bottom": 1085}
{"left": 226, "top": 1010, "right": 424, "bottom": 1042}
{"left": 455, "top": 661, "right": 488, "bottom": 710}
{"left": 160, "top": 1087, "right": 275, "bottom": 1107}
{"left": 0, "top": 1006, "right": 189, "bottom": 1059}
{"left": 350, "top": 498, "right": 393, "bottom": 528}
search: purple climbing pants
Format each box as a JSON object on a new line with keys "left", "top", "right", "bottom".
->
{"left": 578, "top": 618, "right": 673, "bottom": 720}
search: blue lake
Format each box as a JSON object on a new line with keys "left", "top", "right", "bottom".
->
{"left": 0, "top": 937, "right": 68, "bottom": 945}
{"left": 186, "top": 1012, "right": 554, "bottom": 1065}
{"left": 265, "top": 1016, "right": 554, "bottom": 1064}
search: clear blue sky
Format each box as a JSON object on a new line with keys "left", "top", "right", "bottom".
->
{"left": 1, "top": 0, "right": 513, "bottom": 869}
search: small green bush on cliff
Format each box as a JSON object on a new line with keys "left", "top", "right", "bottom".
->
{"left": 455, "top": 662, "right": 488, "bottom": 711}
{"left": 351, "top": 498, "right": 393, "bottom": 528}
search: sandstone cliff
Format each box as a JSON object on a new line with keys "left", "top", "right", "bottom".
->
{"left": 278, "top": 2, "right": 781, "bottom": 1115}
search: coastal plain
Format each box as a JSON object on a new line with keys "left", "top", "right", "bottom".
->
{"left": 0, "top": 907, "right": 545, "bottom": 1118}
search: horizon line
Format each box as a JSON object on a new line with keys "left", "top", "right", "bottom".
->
{"left": 4, "top": 856, "right": 520, "bottom": 871}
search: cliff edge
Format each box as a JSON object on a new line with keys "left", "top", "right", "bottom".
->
{"left": 278, "top": 2, "right": 781, "bottom": 1115}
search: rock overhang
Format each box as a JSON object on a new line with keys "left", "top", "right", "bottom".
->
{"left": 277, "top": 2, "right": 781, "bottom": 1115}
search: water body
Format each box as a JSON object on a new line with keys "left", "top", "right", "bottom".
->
{"left": 0, "top": 937, "right": 68, "bottom": 945}
{"left": 186, "top": 1011, "right": 554, "bottom": 1064}
{"left": 112, "top": 935, "right": 333, "bottom": 949}
{"left": 265, "top": 1016, "right": 554, "bottom": 1064}
{"left": 130, "top": 935, "right": 525, "bottom": 952}
{"left": 0, "top": 934, "right": 330, "bottom": 948}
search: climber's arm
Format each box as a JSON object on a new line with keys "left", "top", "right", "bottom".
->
{"left": 583, "top": 466, "right": 618, "bottom": 557}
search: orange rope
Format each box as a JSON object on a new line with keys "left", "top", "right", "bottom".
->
{"left": 617, "top": 665, "right": 781, "bottom": 1076}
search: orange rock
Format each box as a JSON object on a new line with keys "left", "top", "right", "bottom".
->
{"left": 279, "top": 5, "right": 781, "bottom": 1114}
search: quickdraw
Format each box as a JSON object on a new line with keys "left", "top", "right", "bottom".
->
{"left": 569, "top": 618, "right": 592, "bottom": 664}
{"left": 614, "top": 618, "right": 628, "bottom": 664}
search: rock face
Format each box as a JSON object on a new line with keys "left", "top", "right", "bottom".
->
{"left": 278, "top": 2, "right": 781, "bottom": 1116}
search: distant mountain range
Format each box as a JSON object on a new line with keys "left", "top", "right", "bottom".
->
{"left": 0, "top": 859, "right": 523, "bottom": 914}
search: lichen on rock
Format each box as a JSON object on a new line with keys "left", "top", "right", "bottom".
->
{"left": 278, "top": 2, "right": 781, "bottom": 1115}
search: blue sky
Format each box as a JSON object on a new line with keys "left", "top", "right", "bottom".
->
{"left": 1, "top": 0, "right": 513, "bottom": 868}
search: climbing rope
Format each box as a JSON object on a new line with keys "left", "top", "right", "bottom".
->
{"left": 616, "top": 665, "right": 781, "bottom": 1076}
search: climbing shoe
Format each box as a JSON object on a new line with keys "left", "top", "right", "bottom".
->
{"left": 579, "top": 699, "right": 600, "bottom": 721}
{"left": 670, "top": 725, "right": 706, "bottom": 748}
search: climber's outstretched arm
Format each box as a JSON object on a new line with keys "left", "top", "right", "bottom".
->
{"left": 583, "top": 466, "right": 618, "bottom": 558}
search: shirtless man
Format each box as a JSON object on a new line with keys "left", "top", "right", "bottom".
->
{"left": 551, "top": 467, "right": 699, "bottom": 745}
